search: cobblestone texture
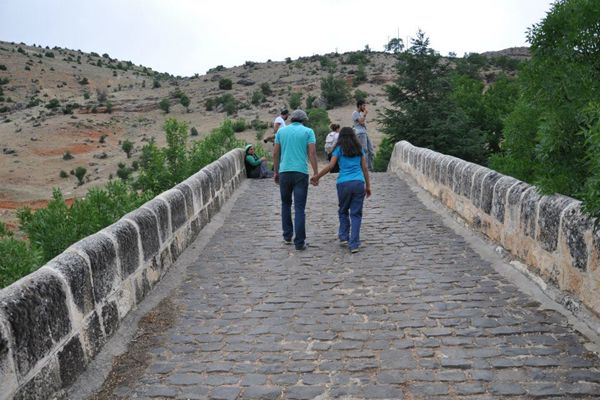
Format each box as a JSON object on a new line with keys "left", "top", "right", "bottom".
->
{"left": 107, "top": 173, "right": 600, "bottom": 399}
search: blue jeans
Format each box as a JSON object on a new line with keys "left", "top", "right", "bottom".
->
{"left": 356, "top": 132, "right": 374, "bottom": 171}
{"left": 279, "top": 172, "right": 309, "bottom": 249}
{"left": 337, "top": 180, "right": 366, "bottom": 250}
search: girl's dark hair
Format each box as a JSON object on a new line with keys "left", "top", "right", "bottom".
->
{"left": 336, "top": 127, "right": 363, "bottom": 157}
{"left": 329, "top": 123, "right": 340, "bottom": 131}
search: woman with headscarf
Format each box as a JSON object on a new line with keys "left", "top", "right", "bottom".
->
{"left": 244, "top": 144, "right": 274, "bottom": 179}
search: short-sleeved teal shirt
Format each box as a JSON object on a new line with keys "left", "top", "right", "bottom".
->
{"left": 332, "top": 147, "right": 365, "bottom": 184}
{"left": 275, "top": 122, "right": 316, "bottom": 174}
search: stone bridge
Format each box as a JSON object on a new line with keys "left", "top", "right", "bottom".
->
{"left": 1, "top": 142, "right": 600, "bottom": 399}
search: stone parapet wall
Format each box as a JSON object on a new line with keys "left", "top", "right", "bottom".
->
{"left": 389, "top": 141, "right": 600, "bottom": 317}
{"left": 0, "top": 149, "right": 246, "bottom": 400}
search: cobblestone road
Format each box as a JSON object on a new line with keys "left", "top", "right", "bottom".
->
{"left": 107, "top": 173, "right": 600, "bottom": 399}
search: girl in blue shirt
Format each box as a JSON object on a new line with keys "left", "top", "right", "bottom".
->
{"left": 311, "top": 127, "right": 371, "bottom": 253}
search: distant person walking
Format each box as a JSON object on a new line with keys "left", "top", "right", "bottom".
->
{"left": 352, "top": 99, "right": 374, "bottom": 171}
{"left": 273, "top": 109, "right": 319, "bottom": 250}
{"left": 263, "top": 109, "right": 289, "bottom": 143}
{"left": 324, "top": 123, "right": 341, "bottom": 173}
{"left": 311, "top": 127, "right": 371, "bottom": 253}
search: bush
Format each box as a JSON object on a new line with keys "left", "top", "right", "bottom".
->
{"left": 219, "top": 78, "right": 232, "bottom": 90}
{"left": 304, "top": 108, "right": 331, "bottom": 153}
{"left": 232, "top": 118, "right": 247, "bottom": 132}
{"left": 215, "top": 93, "right": 237, "bottom": 115}
{"left": 306, "top": 95, "right": 316, "bottom": 109}
{"left": 373, "top": 137, "right": 394, "bottom": 172}
{"left": 74, "top": 166, "right": 87, "bottom": 185}
{"left": 208, "top": 65, "right": 226, "bottom": 73}
{"left": 79, "top": 77, "right": 89, "bottom": 85}
{"left": 251, "top": 90, "right": 265, "bottom": 105}
{"left": 260, "top": 82, "right": 272, "bottom": 96}
{"left": 353, "top": 63, "right": 367, "bottom": 86}
{"left": 159, "top": 98, "right": 170, "bottom": 113}
{"left": 96, "top": 89, "right": 107, "bottom": 103}
{"left": 289, "top": 92, "right": 302, "bottom": 110}
{"left": 344, "top": 51, "right": 369, "bottom": 65}
{"left": 190, "top": 127, "right": 199, "bottom": 136}
{"left": 320, "top": 74, "right": 350, "bottom": 109}
{"left": 152, "top": 79, "right": 161, "bottom": 88}
{"left": 354, "top": 89, "right": 368, "bottom": 102}
{"left": 59, "top": 170, "right": 68, "bottom": 178}
{"left": 83, "top": 91, "right": 90, "bottom": 100}
{"left": 63, "top": 151, "right": 73, "bottom": 160}
{"left": 0, "top": 64, "right": 6, "bottom": 71}
{"left": 44, "top": 51, "right": 55, "bottom": 58}
{"left": 0, "top": 230, "right": 43, "bottom": 288}
{"left": 179, "top": 94, "right": 190, "bottom": 111}
{"left": 45, "top": 98, "right": 60, "bottom": 110}
{"left": 122, "top": 139, "right": 134, "bottom": 158}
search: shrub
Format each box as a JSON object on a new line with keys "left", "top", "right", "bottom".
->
{"left": 59, "top": 170, "right": 68, "bottom": 178}
{"left": 122, "top": 139, "right": 134, "bottom": 158}
{"left": 205, "top": 98, "right": 214, "bottom": 111}
{"left": 373, "top": 137, "right": 394, "bottom": 172}
{"left": 0, "top": 64, "right": 6, "bottom": 71}
{"left": 79, "top": 77, "right": 89, "bottom": 85}
{"left": 304, "top": 108, "right": 331, "bottom": 153}
{"left": 44, "top": 51, "right": 55, "bottom": 58}
{"left": 83, "top": 91, "right": 90, "bottom": 100}
{"left": 159, "top": 98, "right": 170, "bottom": 113}
{"left": 344, "top": 51, "right": 369, "bottom": 65}
{"left": 219, "top": 78, "right": 232, "bottom": 90}
{"left": 251, "top": 90, "right": 265, "bottom": 105}
{"left": 96, "top": 89, "right": 107, "bottom": 103}
{"left": 116, "top": 164, "right": 131, "bottom": 180}
{"left": 216, "top": 94, "right": 237, "bottom": 115}
{"left": 179, "top": 94, "right": 190, "bottom": 112}
{"left": 0, "top": 225, "right": 43, "bottom": 288}
{"left": 354, "top": 89, "right": 368, "bottom": 102}
{"left": 208, "top": 65, "right": 225, "bottom": 73}
{"left": 106, "top": 100, "right": 113, "bottom": 114}
{"left": 353, "top": 63, "right": 367, "bottom": 86}
{"left": 232, "top": 118, "right": 246, "bottom": 132}
{"left": 289, "top": 92, "right": 302, "bottom": 110}
{"left": 99, "top": 134, "right": 107, "bottom": 143}
{"left": 190, "top": 127, "right": 199, "bottom": 136}
{"left": 306, "top": 95, "right": 316, "bottom": 109}
{"left": 45, "top": 98, "right": 60, "bottom": 110}
{"left": 74, "top": 166, "right": 87, "bottom": 185}
{"left": 0, "top": 77, "right": 9, "bottom": 85}
{"left": 260, "top": 82, "right": 272, "bottom": 96}
{"left": 152, "top": 79, "right": 161, "bottom": 88}
{"left": 27, "top": 97, "right": 41, "bottom": 108}
{"left": 320, "top": 74, "right": 350, "bottom": 108}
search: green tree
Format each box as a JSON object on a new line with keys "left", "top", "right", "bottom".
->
{"left": 304, "top": 108, "right": 331, "bottom": 154}
{"left": 384, "top": 38, "right": 404, "bottom": 53}
{"left": 122, "top": 139, "right": 134, "bottom": 158}
{"left": 320, "top": 74, "right": 350, "bottom": 109}
{"left": 289, "top": 92, "right": 302, "bottom": 110}
{"left": 180, "top": 94, "right": 190, "bottom": 112}
{"left": 219, "top": 78, "right": 232, "bottom": 90}
{"left": 74, "top": 166, "right": 87, "bottom": 185}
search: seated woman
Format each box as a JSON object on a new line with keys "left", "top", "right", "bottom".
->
{"left": 244, "top": 144, "right": 274, "bottom": 179}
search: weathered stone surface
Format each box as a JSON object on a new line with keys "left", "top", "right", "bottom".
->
{"left": 491, "top": 176, "right": 519, "bottom": 223}
{"left": 196, "top": 170, "right": 213, "bottom": 206}
{"left": 520, "top": 187, "right": 542, "bottom": 238}
{"left": 452, "top": 161, "right": 468, "bottom": 193}
{"left": 0, "top": 319, "right": 17, "bottom": 396}
{"left": 537, "top": 195, "right": 576, "bottom": 252}
{"left": 480, "top": 171, "right": 503, "bottom": 214}
{"left": 174, "top": 182, "right": 195, "bottom": 219}
{"left": 13, "top": 358, "right": 62, "bottom": 400}
{"left": 48, "top": 252, "right": 95, "bottom": 314}
{"left": 126, "top": 207, "right": 160, "bottom": 262}
{"left": 470, "top": 167, "right": 491, "bottom": 208}
{"left": 103, "top": 220, "right": 140, "bottom": 277}
{"left": 0, "top": 271, "right": 71, "bottom": 377}
{"left": 443, "top": 158, "right": 460, "bottom": 188}
{"left": 185, "top": 174, "right": 204, "bottom": 212}
{"left": 134, "top": 270, "right": 151, "bottom": 305}
{"left": 73, "top": 233, "right": 119, "bottom": 302}
{"left": 161, "top": 189, "right": 187, "bottom": 233}
{"left": 204, "top": 161, "right": 224, "bottom": 193}
{"left": 458, "top": 163, "right": 479, "bottom": 198}
{"left": 561, "top": 204, "right": 592, "bottom": 271}
{"left": 141, "top": 198, "right": 170, "bottom": 245}
{"left": 83, "top": 311, "right": 104, "bottom": 359}
{"left": 101, "top": 301, "right": 119, "bottom": 338}
{"left": 58, "top": 335, "right": 86, "bottom": 387}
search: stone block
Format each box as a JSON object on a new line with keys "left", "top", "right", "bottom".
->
{"left": 160, "top": 189, "right": 187, "bottom": 233}
{"left": 57, "top": 334, "right": 86, "bottom": 387}
{"left": 444, "top": 158, "right": 459, "bottom": 187}
{"left": 134, "top": 270, "right": 151, "bottom": 305}
{"left": 82, "top": 311, "right": 104, "bottom": 359}
{"left": 520, "top": 187, "right": 542, "bottom": 238}
{"left": 458, "top": 163, "right": 478, "bottom": 198}
{"left": 537, "top": 195, "right": 576, "bottom": 252}
{"left": 103, "top": 220, "right": 140, "bottom": 278}
{"left": 481, "top": 171, "right": 503, "bottom": 215}
{"left": 505, "top": 181, "right": 531, "bottom": 229}
{"left": 141, "top": 198, "right": 170, "bottom": 245}
{"left": 174, "top": 181, "right": 195, "bottom": 218}
{"left": 204, "top": 161, "right": 223, "bottom": 192}
{"left": 491, "top": 176, "right": 519, "bottom": 223}
{"left": 101, "top": 301, "right": 119, "bottom": 339}
{"left": 47, "top": 251, "right": 95, "bottom": 315}
{"left": 0, "top": 271, "right": 71, "bottom": 377}
{"left": 468, "top": 167, "right": 490, "bottom": 207}
{"left": 72, "top": 233, "right": 119, "bottom": 302}
{"left": 185, "top": 174, "right": 204, "bottom": 212}
{"left": 452, "top": 161, "right": 468, "bottom": 193}
{"left": 13, "top": 357, "right": 62, "bottom": 400}
{"left": 0, "top": 319, "right": 17, "bottom": 397}
{"left": 126, "top": 207, "right": 161, "bottom": 262}
{"left": 197, "top": 170, "right": 213, "bottom": 204}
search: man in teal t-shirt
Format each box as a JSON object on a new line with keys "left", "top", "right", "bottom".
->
{"left": 273, "top": 109, "right": 318, "bottom": 250}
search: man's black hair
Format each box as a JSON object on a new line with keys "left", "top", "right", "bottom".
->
{"left": 356, "top": 99, "right": 366, "bottom": 107}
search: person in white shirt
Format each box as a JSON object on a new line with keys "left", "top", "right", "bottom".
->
{"left": 263, "top": 109, "right": 289, "bottom": 143}
{"left": 324, "top": 123, "right": 341, "bottom": 173}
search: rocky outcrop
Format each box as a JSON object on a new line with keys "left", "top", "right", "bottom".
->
{"left": 0, "top": 149, "right": 246, "bottom": 400}
{"left": 389, "top": 141, "right": 600, "bottom": 317}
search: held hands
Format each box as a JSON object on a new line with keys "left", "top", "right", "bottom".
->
{"left": 310, "top": 175, "right": 319, "bottom": 186}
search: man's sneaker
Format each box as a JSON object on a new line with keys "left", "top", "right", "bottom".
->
{"left": 283, "top": 238, "right": 292, "bottom": 245}
{"left": 296, "top": 243, "right": 309, "bottom": 251}
{"left": 350, "top": 247, "right": 359, "bottom": 254}
{"left": 339, "top": 240, "right": 349, "bottom": 246}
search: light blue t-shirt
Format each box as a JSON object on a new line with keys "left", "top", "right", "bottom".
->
{"left": 332, "top": 147, "right": 365, "bottom": 184}
{"left": 275, "top": 122, "right": 316, "bottom": 174}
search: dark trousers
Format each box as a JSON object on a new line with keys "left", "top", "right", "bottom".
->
{"left": 279, "top": 172, "right": 309, "bottom": 249}
{"left": 337, "top": 180, "right": 366, "bottom": 250}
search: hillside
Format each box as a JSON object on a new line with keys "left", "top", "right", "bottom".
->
{"left": 0, "top": 40, "right": 521, "bottom": 228}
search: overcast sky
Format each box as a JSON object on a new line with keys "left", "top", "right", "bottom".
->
{"left": 0, "top": 0, "right": 554, "bottom": 77}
